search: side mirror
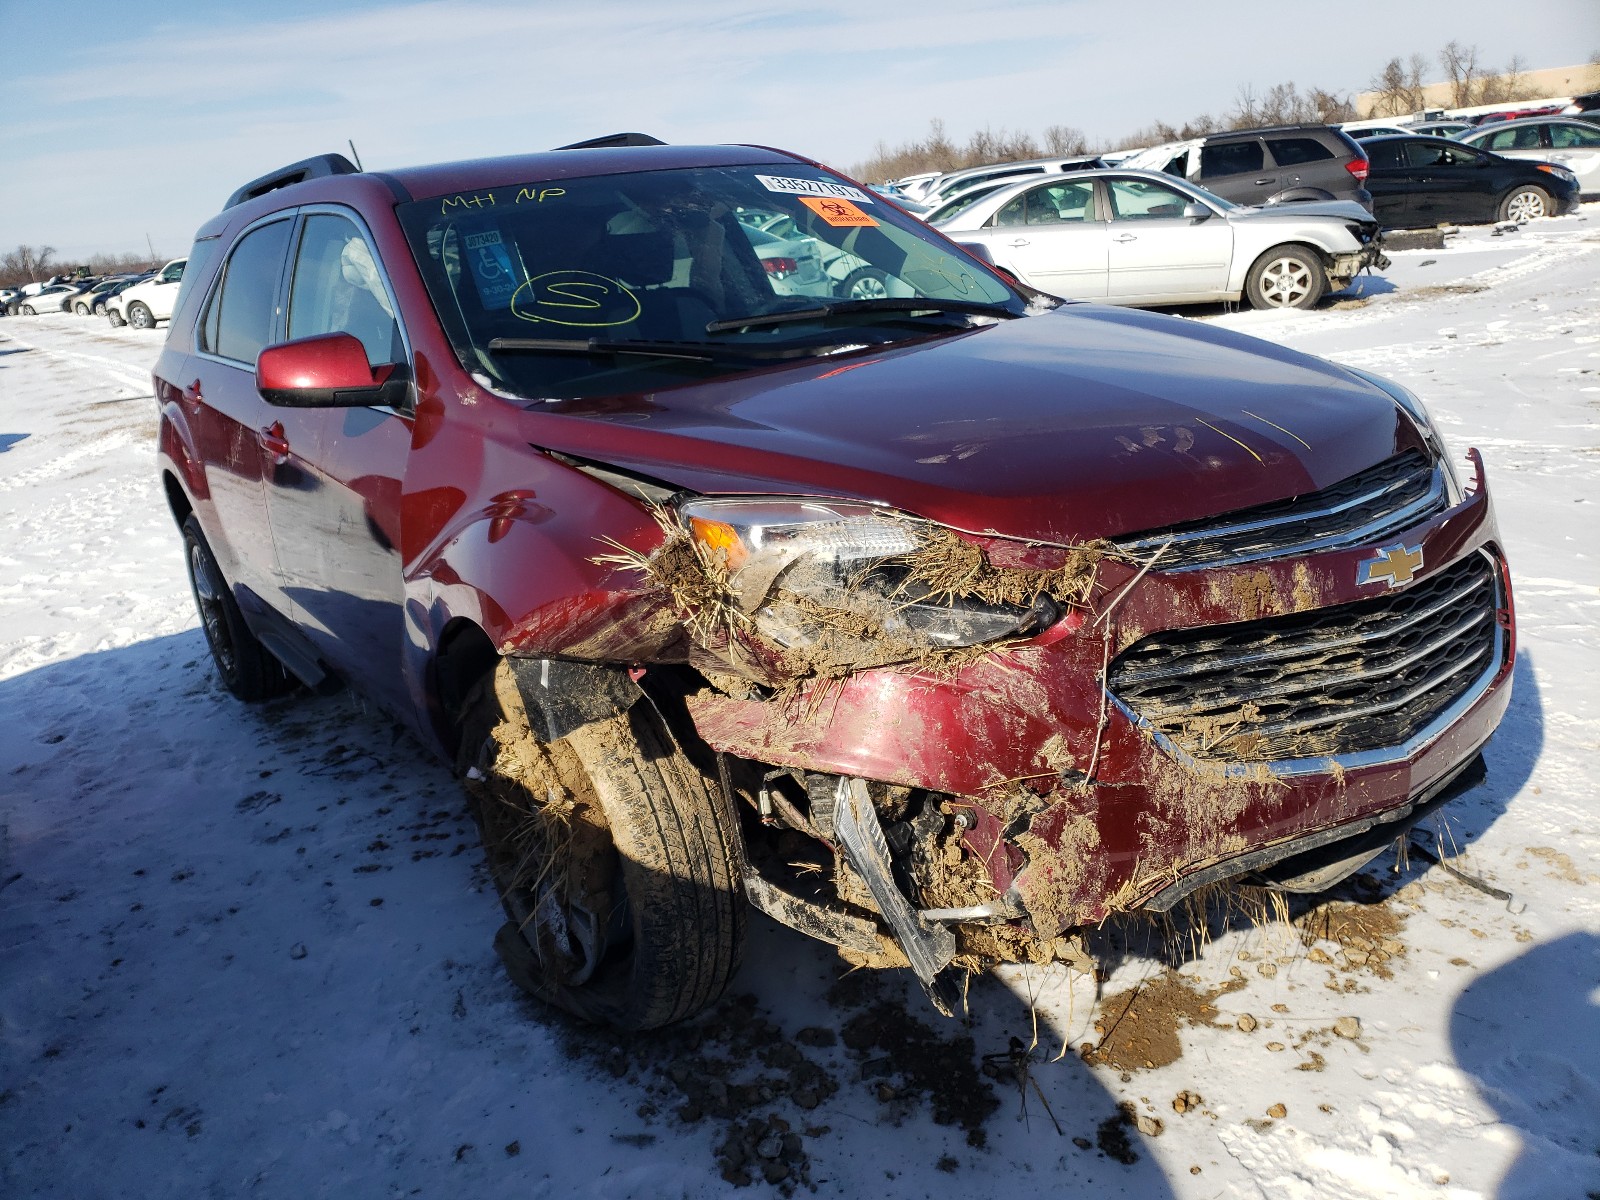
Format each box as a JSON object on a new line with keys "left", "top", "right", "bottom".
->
{"left": 256, "top": 332, "right": 408, "bottom": 408}
{"left": 1182, "top": 201, "right": 1212, "bottom": 221}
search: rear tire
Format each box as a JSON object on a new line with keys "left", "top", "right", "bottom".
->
{"left": 106, "top": 307, "right": 126, "bottom": 327}
{"left": 182, "top": 514, "right": 294, "bottom": 701}
{"left": 457, "top": 664, "right": 746, "bottom": 1031}
{"left": 127, "top": 302, "right": 155, "bottom": 330}
{"left": 838, "top": 266, "right": 892, "bottom": 301}
{"left": 1245, "top": 244, "right": 1327, "bottom": 310}
{"left": 1499, "top": 185, "right": 1550, "bottom": 223}
{"left": 74, "top": 302, "right": 90, "bottom": 316}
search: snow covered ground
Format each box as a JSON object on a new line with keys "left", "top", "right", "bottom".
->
{"left": 2, "top": 207, "right": 1597, "bottom": 1199}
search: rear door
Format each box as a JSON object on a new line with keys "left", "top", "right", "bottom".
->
{"left": 1363, "top": 140, "right": 1412, "bottom": 224}
{"left": 1263, "top": 135, "right": 1340, "bottom": 196}
{"left": 1198, "top": 138, "right": 1272, "bottom": 204}
{"left": 260, "top": 207, "right": 414, "bottom": 713}
{"left": 983, "top": 179, "right": 1108, "bottom": 298}
{"left": 1103, "top": 176, "right": 1232, "bottom": 301}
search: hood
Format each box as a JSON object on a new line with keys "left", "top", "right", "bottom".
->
{"left": 1232, "top": 199, "right": 1376, "bottom": 225}
{"left": 519, "top": 305, "right": 1415, "bottom": 545}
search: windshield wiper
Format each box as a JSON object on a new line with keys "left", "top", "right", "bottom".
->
{"left": 487, "top": 337, "right": 718, "bottom": 362}
{"left": 705, "top": 298, "right": 1020, "bottom": 334}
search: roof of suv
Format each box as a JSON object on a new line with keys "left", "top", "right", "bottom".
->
{"left": 1204, "top": 124, "right": 1340, "bottom": 141}
{"left": 217, "top": 141, "right": 809, "bottom": 220}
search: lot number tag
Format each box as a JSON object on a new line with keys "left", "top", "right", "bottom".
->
{"left": 755, "top": 175, "right": 874, "bottom": 203}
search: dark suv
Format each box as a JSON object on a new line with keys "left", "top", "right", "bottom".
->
{"left": 156, "top": 136, "right": 1513, "bottom": 1029}
{"left": 1127, "top": 124, "right": 1373, "bottom": 209}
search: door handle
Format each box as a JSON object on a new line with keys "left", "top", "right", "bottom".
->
{"left": 1007, "top": 238, "right": 1031, "bottom": 247}
{"left": 258, "top": 422, "right": 290, "bottom": 460}
{"left": 1253, "top": 177, "right": 1277, "bottom": 185}
{"left": 1113, "top": 233, "right": 1138, "bottom": 243}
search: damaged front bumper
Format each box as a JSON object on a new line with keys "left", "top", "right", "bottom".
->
{"left": 687, "top": 451, "right": 1514, "bottom": 988}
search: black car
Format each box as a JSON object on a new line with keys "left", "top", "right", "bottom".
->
{"left": 1362, "top": 135, "right": 1582, "bottom": 228}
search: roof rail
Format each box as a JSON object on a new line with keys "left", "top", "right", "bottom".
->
{"left": 551, "top": 132, "right": 667, "bottom": 151}
{"left": 223, "top": 153, "right": 360, "bottom": 210}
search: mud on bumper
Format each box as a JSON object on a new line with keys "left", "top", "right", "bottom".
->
{"left": 689, "top": 458, "right": 1513, "bottom": 986}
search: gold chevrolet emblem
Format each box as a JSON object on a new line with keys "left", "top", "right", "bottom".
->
{"left": 1358, "top": 543, "right": 1424, "bottom": 589}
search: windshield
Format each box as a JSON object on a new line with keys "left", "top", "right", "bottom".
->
{"left": 398, "top": 163, "right": 1020, "bottom": 400}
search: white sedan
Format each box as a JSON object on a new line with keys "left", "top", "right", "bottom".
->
{"left": 933, "top": 169, "right": 1387, "bottom": 310}
{"left": 1457, "top": 118, "right": 1600, "bottom": 196}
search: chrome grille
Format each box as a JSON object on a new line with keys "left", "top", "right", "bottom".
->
{"left": 1115, "top": 450, "right": 1446, "bottom": 570}
{"left": 1109, "top": 553, "right": 1499, "bottom": 763}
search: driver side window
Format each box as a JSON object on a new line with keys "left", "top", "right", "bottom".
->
{"left": 287, "top": 214, "right": 404, "bottom": 367}
{"left": 1106, "top": 178, "right": 1191, "bottom": 220}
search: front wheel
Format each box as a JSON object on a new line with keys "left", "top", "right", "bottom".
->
{"left": 837, "top": 265, "right": 892, "bottom": 301}
{"left": 182, "top": 514, "right": 294, "bottom": 701}
{"left": 20, "top": 305, "right": 35, "bottom": 316}
{"left": 106, "top": 307, "right": 126, "bottom": 327}
{"left": 127, "top": 302, "right": 155, "bottom": 330}
{"left": 1245, "top": 244, "right": 1327, "bottom": 310}
{"left": 457, "top": 664, "right": 746, "bottom": 1031}
{"left": 1499, "top": 186, "right": 1550, "bottom": 223}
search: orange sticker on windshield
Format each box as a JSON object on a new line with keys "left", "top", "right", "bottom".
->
{"left": 800, "top": 196, "right": 877, "bottom": 227}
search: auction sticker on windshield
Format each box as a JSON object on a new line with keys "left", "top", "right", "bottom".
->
{"left": 755, "top": 175, "right": 874, "bottom": 203}
{"left": 800, "top": 197, "right": 876, "bottom": 227}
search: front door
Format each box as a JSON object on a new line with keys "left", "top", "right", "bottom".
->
{"left": 1103, "top": 177, "right": 1232, "bottom": 301}
{"left": 1403, "top": 140, "right": 1500, "bottom": 224}
{"left": 260, "top": 209, "right": 414, "bottom": 714}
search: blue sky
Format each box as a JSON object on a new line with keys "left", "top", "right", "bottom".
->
{"left": 1, "top": 0, "right": 1594, "bottom": 260}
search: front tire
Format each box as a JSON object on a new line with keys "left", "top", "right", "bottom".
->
{"left": 1245, "top": 244, "right": 1327, "bottom": 310}
{"left": 182, "top": 514, "right": 293, "bottom": 701}
{"left": 20, "top": 305, "right": 35, "bottom": 316}
{"left": 457, "top": 664, "right": 746, "bottom": 1031}
{"left": 1499, "top": 185, "right": 1550, "bottom": 223}
{"left": 127, "top": 302, "right": 155, "bottom": 330}
{"left": 106, "top": 307, "right": 126, "bottom": 327}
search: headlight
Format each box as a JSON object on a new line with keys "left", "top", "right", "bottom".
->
{"left": 678, "top": 496, "right": 1058, "bottom": 659}
{"left": 1536, "top": 164, "right": 1578, "bottom": 185}
{"left": 1345, "top": 367, "right": 1462, "bottom": 502}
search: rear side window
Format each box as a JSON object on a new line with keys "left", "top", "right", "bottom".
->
{"left": 1365, "top": 141, "right": 1405, "bottom": 169}
{"left": 203, "top": 220, "right": 292, "bottom": 364}
{"left": 1266, "top": 137, "right": 1335, "bottom": 166}
{"left": 1484, "top": 125, "right": 1541, "bottom": 150}
{"left": 171, "top": 240, "right": 219, "bottom": 327}
{"left": 1200, "top": 140, "right": 1263, "bottom": 176}
{"left": 993, "top": 180, "right": 1096, "bottom": 226}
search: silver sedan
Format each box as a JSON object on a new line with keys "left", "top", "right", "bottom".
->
{"left": 934, "top": 169, "right": 1387, "bottom": 310}
{"left": 1457, "top": 118, "right": 1600, "bottom": 196}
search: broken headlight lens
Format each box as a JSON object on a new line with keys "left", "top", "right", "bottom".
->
{"left": 679, "top": 496, "right": 1056, "bottom": 652}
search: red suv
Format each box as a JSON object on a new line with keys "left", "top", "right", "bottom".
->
{"left": 156, "top": 136, "right": 1514, "bottom": 1029}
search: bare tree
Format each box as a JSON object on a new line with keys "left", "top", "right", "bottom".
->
{"left": 1042, "top": 124, "right": 1087, "bottom": 156}
{"left": 1440, "top": 41, "right": 1483, "bottom": 107}
{"left": 1368, "top": 58, "right": 1413, "bottom": 117}
{"left": 0, "top": 244, "right": 58, "bottom": 288}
